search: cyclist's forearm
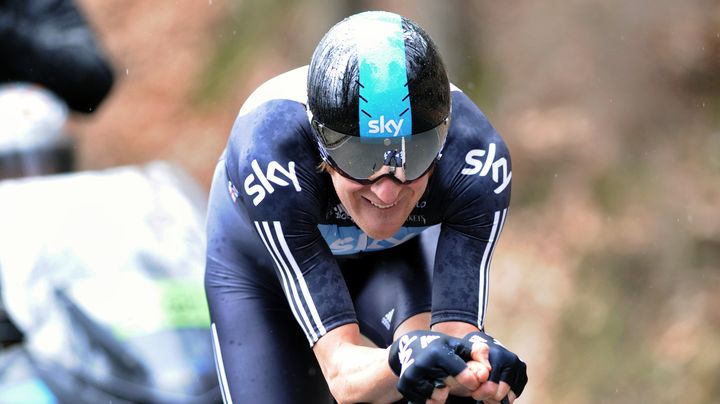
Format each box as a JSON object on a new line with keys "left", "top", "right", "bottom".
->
{"left": 432, "top": 320, "right": 480, "bottom": 338}
{"left": 313, "top": 324, "right": 401, "bottom": 403}
{"left": 329, "top": 344, "right": 400, "bottom": 403}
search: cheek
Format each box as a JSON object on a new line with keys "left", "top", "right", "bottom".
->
{"left": 409, "top": 179, "right": 429, "bottom": 198}
{"left": 331, "top": 175, "right": 365, "bottom": 200}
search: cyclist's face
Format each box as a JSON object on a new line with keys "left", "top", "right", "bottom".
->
{"left": 328, "top": 166, "right": 430, "bottom": 240}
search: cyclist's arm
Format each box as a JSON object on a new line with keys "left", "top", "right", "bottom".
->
{"left": 312, "top": 314, "right": 430, "bottom": 403}
{"left": 427, "top": 91, "right": 515, "bottom": 399}
{"left": 430, "top": 94, "right": 512, "bottom": 331}
{"left": 313, "top": 323, "right": 402, "bottom": 404}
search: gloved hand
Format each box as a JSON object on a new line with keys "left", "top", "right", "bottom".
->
{"left": 388, "top": 330, "right": 474, "bottom": 403}
{"left": 465, "top": 331, "right": 528, "bottom": 400}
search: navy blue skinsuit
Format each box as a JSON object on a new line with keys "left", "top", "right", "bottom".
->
{"left": 205, "top": 66, "right": 512, "bottom": 403}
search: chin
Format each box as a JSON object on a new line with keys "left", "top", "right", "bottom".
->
{"left": 360, "top": 221, "right": 403, "bottom": 240}
{"left": 354, "top": 204, "right": 413, "bottom": 240}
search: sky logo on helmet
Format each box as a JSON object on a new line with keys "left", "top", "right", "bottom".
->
{"left": 356, "top": 13, "right": 413, "bottom": 138}
{"left": 368, "top": 116, "right": 404, "bottom": 136}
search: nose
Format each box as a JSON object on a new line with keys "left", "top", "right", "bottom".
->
{"left": 370, "top": 176, "right": 402, "bottom": 204}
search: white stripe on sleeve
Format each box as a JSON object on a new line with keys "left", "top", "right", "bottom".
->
{"left": 258, "top": 221, "right": 318, "bottom": 343}
{"left": 273, "top": 221, "right": 327, "bottom": 336}
{"left": 211, "top": 323, "right": 233, "bottom": 404}
{"left": 254, "top": 221, "right": 315, "bottom": 344}
{"left": 478, "top": 210, "right": 504, "bottom": 327}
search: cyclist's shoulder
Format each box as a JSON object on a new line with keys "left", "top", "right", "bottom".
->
{"left": 223, "top": 66, "right": 326, "bottom": 208}
{"left": 226, "top": 66, "right": 315, "bottom": 163}
{"left": 429, "top": 87, "right": 512, "bottom": 208}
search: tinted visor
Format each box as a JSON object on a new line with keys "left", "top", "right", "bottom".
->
{"left": 312, "top": 118, "right": 449, "bottom": 183}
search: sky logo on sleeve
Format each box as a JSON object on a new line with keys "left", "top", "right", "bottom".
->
{"left": 244, "top": 159, "right": 301, "bottom": 206}
{"left": 461, "top": 143, "right": 512, "bottom": 194}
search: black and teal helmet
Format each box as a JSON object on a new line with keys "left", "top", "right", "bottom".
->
{"left": 307, "top": 11, "right": 450, "bottom": 184}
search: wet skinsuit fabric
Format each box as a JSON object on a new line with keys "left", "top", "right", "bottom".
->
{"left": 205, "top": 66, "right": 512, "bottom": 403}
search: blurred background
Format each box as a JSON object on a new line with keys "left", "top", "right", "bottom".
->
{"left": 6, "top": 0, "right": 720, "bottom": 403}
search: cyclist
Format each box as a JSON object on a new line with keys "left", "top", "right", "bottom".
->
{"left": 205, "top": 11, "right": 527, "bottom": 404}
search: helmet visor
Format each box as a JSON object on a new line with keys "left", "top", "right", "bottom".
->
{"left": 312, "top": 117, "right": 449, "bottom": 184}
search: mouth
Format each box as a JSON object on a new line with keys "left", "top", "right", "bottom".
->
{"left": 370, "top": 201, "right": 397, "bottom": 209}
{"left": 364, "top": 197, "right": 398, "bottom": 209}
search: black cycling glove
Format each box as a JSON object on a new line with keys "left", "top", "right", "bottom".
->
{"left": 465, "top": 331, "right": 528, "bottom": 399}
{"left": 388, "top": 330, "right": 474, "bottom": 403}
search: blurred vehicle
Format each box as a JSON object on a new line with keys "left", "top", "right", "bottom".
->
{"left": 0, "top": 162, "right": 222, "bottom": 403}
{"left": 0, "top": 83, "right": 73, "bottom": 347}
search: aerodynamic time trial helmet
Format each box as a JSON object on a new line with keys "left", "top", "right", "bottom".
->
{"left": 307, "top": 11, "right": 451, "bottom": 184}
